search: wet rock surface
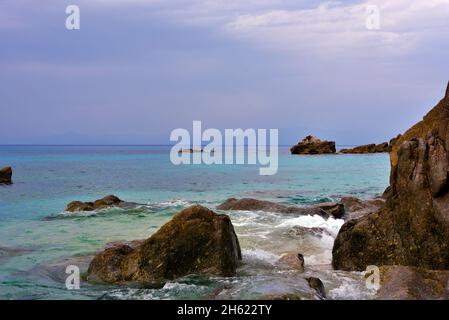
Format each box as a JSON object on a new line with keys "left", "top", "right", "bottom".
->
{"left": 217, "top": 198, "right": 344, "bottom": 218}
{"left": 65, "top": 195, "right": 135, "bottom": 212}
{"left": 87, "top": 205, "right": 242, "bottom": 284}
{"left": 376, "top": 266, "right": 449, "bottom": 300}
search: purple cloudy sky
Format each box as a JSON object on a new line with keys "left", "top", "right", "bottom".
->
{"left": 1, "top": 0, "right": 448, "bottom": 145}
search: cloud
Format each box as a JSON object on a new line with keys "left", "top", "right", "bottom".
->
{"left": 223, "top": 0, "right": 449, "bottom": 58}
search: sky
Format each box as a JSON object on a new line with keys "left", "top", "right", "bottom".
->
{"left": 0, "top": 0, "right": 448, "bottom": 145}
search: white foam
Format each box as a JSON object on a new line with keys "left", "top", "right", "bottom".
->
{"left": 242, "top": 249, "right": 280, "bottom": 265}
{"left": 277, "top": 214, "right": 344, "bottom": 237}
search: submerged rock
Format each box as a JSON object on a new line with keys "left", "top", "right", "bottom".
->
{"left": 87, "top": 205, "right": 242, "bottom": 283}
{"left": 65, "top": 195, "right": 126, "bottom": 212}
{"left": 376, "top": 266, "right": 449, "bottom": 300}
{"left": 306, "top": 277, "right": 326, "bottom": 299}
{"left": 340, "top": 142, "right": 389, "bottom": 154}
{"left": 279, "top": 253, "right": 305, "bottom": 272}
{"left": 333, "top": 81, "right": 449, "bottom": 271}
{"left": 290, "top": 135, "right": 336, "bottom": 155}
{"left": 0, "top": 166, "right": 12, "bottom": 184}
{"left": 217, "top": 198, "right": 344, "bottom": 218}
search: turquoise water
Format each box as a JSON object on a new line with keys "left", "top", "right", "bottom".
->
{"left": 0, "top": 146, "right": 390, "bottom": 300}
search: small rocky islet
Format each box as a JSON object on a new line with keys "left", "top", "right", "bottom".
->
{"left": 0, "top": 166, "right": 12, "bottom": 184}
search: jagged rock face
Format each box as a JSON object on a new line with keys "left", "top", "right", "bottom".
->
{"left": 332, "top": 82, "right": 449, "bottom": 271}
{"left": 87, "top": 205, "right": 242, "bottom": 283}
{"left": 290, "top": 135, "right": 336, "bottom": 154}
{"left": 0, "top": 166, "right": 12, "bottom": 184}
{"left": 340, "top": 142, "right": 389, "bottom": 154}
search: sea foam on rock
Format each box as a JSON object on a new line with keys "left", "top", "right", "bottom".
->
{"left": 333, "top": 81, "right": 449, "bottom": 271}
{"left": 87, "top": 205, "right": 242, "bottom": 283}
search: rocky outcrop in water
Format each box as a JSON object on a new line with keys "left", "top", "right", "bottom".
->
{"left": 217, "top": 198, "right": 344, "bottom": 218}
{"left": 290, "top": 135, "right": 336, "bottom": 155}
{"left": 65, "top": 195, "right": 127, "bottom": 212}
{"left": 340, "top": 142, "right": 389, "bottom": 154}
{"left": 87, "top": 205, "right": 242, "bottom": 283}
{"left": 0, "top": 166, "right": 12, "bottom": 184}
{"left": 340, "top": 196, "right": 385, "bottom": 221}
{"left": 333, "top": 82, "right": 449, "bottom": 271}
{"left": 376, "top": 266, "right": 449, "bottom": 300}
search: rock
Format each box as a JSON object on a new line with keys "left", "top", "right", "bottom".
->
{"left": 376, "top": 266, "right": 449, "bottom": 300}
{"left": 87, "top": 205, "right": 242, "bottom": 283}
{"left": 217, "top": 198, "right": 344, "bottom": 218}
{"left": 307, "top": 277, "right": 326, "bottom": 299}
{"left": 340, "top": 196, "right": 385, "bottom": 220}
{"left": 316, "top": 202, "right": 345, "bottom": 219}
{"left": 290, "top": 135, "right": 336, "bottom": 155}
{"left": 257, "top": 293, "right": 304, "bottom": 300}
{"left": 279, "top": 253, "right": 305, "bottom": 272}
{"left": 0, "top": 166, "right": 12, "bottom": 184}
{"left": 340, "top": 142, "right": 389, "bottom": 154}
{"left": 333, "top": 81, "right": 449, "bottom": 271}
{"left": 65, "top": 195, "right": 125, "bottom": 212}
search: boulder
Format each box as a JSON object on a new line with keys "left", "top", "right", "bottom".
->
{"left": 65, "top": 195, "right": 125, "bottom": 212}
{"left": 340, "top": 142, "right": 389, "bottom": 154}
{"left": 376, "top": 266, "right": 449, "bottom": 300}
{"left": 333, "top": 81, "right": 449, "bottom": 271}
{"left": 87, "top": 205, "right": 242, "bottom": 283}
{"left": 0, "top": 166, "right": 12, "bottom": 184}
{"left": 290, "top": 135, "right": 336, "bottom": 155}
{"left": 217, "top": 198, "right": 344, "bottom": 218}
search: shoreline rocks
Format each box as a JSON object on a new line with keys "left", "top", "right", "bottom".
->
{"left": 290, "top": 135, "right": 336, "bottom": 155}
{"left": 87, "top": 205, "right": 242, "bottom": 284}
{"left": 0, "top": 166, "right": 12, "bottom": 184}
{"left": 333, "top": 81, "right": 449, "bottom": 271}
{"left": 217, "top": 198, "right": 344, "bottom": 219}
{"left": 340, "top": 142, "right": 389, "bottom": 154}
{"left": 65, "top": 195, "right": 129, "bottom": 212}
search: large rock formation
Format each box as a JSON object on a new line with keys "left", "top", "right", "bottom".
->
{"left": 290, "top": 135, "right": 336, "bottom": 155}
{"left": 340, "top": 142, "right": 389, "bottom": 154}
{"left": 87, "top": 205, "right": 242, "bottom": 283}
{"left": 0, "top": 166, "right": 12, "bottom": 184}
{"left": 376, "top": 266, "right": 449, "bottom": 300}
{"left": 217, "top": 198, "right": 344, "bottom": 219}
{"left": 65, "top": 195, "right": 126, "bottom": 212}
{"left": 333, "top": 82, "right": 449, "bottom": 271}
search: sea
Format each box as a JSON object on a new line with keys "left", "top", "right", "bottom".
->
{"left": 0, "top": 145, "right": 390, "bottom": 300}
